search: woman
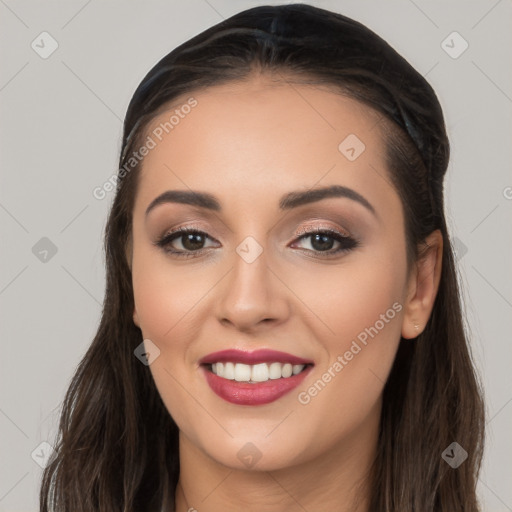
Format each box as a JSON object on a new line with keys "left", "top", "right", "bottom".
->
{"left": 40, "top": 4, "right": 485, "bottom": 511}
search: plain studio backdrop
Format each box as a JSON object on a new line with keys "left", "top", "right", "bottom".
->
{"left": 0, "top": 1, "right": 511, "bottom": 511}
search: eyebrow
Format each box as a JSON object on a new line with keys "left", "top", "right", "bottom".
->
{"left": 145, "top": 185, "right": 377, "bottom": 217}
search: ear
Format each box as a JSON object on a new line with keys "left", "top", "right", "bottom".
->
{"left": 401, "top": 229, "right": 443, "bottom": 339}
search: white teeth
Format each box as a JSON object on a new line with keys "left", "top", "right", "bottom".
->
{"left": 282, "top": 363, "right": 293, "bottom": 378}
{"left": 251, "top": 363, "right": 269, "bottom": 382}
{"left": 211, "top": 362, "right": 306, "bottom": 382}
{"left": 292, "top": 364, "right": 304, "bottom": 375}
{"left": 224, "top": 362, "right": 235, "bottom": 380}
{"left": 234, "top": 363, "right": 251, "bottom": 382}
{"left": 269, "top": 362, "right": 282, "bottom": 379}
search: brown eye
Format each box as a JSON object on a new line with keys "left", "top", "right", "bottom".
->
{"left": 179, "top": 232, "right": 207, "bottom": 251}
{"left": 292, "top": 229, "right": 359, "bottom": 257}
{"left": 155, "top": 228, "right": 218, "bottom": 257}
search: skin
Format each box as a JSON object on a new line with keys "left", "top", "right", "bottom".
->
{"left": 129, "top": 73, "right": 443, "bottom": 512}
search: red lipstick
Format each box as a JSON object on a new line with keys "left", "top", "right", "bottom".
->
{"left": 199, "top": 349, "right": 314, "bottom": 406}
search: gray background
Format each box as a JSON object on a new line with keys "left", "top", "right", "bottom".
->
{"left": 0, "top": 1, "right": 511, "bottom": 510}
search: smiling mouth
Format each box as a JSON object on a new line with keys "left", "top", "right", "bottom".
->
{"left": 203, "top": 361, "right": 313, "bottom": 383}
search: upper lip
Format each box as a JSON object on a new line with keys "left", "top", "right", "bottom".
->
{"left": 199, "top": 349, "right": 314, "bottom": 366}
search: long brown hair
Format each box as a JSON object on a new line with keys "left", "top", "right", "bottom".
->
{"left": 40, "top": 4, "right": 485, "bottom": 511}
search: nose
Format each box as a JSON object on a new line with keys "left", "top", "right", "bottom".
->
{"left": 215, "top": 245, "right": 291, "bottom": 333}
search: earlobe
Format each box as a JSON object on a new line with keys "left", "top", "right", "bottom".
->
{"left": 401, "top": 229, "right": 443, "bottom": 340}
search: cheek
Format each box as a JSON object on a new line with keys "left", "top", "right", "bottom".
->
{"left": 132, "top": 267, "right": 181, "bottom": 340}
{"left": 131, "top": 253, "right": 209, "bottom": 432}
{"left": 290, "top": 246, "right": 405, "bottom": 426}
{"left": 131, "top": 243, "right": 208, "bottom": 342}
{"left": 293, "top": 245, "right": 405, "bottom": 345}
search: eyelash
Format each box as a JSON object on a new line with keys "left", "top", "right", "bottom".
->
{"left": 154, "top": 226, "right": 359, "bottom": 259}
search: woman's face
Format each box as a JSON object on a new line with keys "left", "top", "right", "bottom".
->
{"left": 130, "top": 75, "right": 412, "bottom": 471}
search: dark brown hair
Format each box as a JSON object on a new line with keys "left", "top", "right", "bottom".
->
{"left": 40, "top": 4, "right": 485, "bottom": 511}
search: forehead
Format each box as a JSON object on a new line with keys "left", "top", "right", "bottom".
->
{"left": 134, "top": 75, "right": 397, "bottom": 217}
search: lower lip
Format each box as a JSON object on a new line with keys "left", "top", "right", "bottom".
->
{"left": 201, "top": 365, "right": 313, "bottom": 405}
